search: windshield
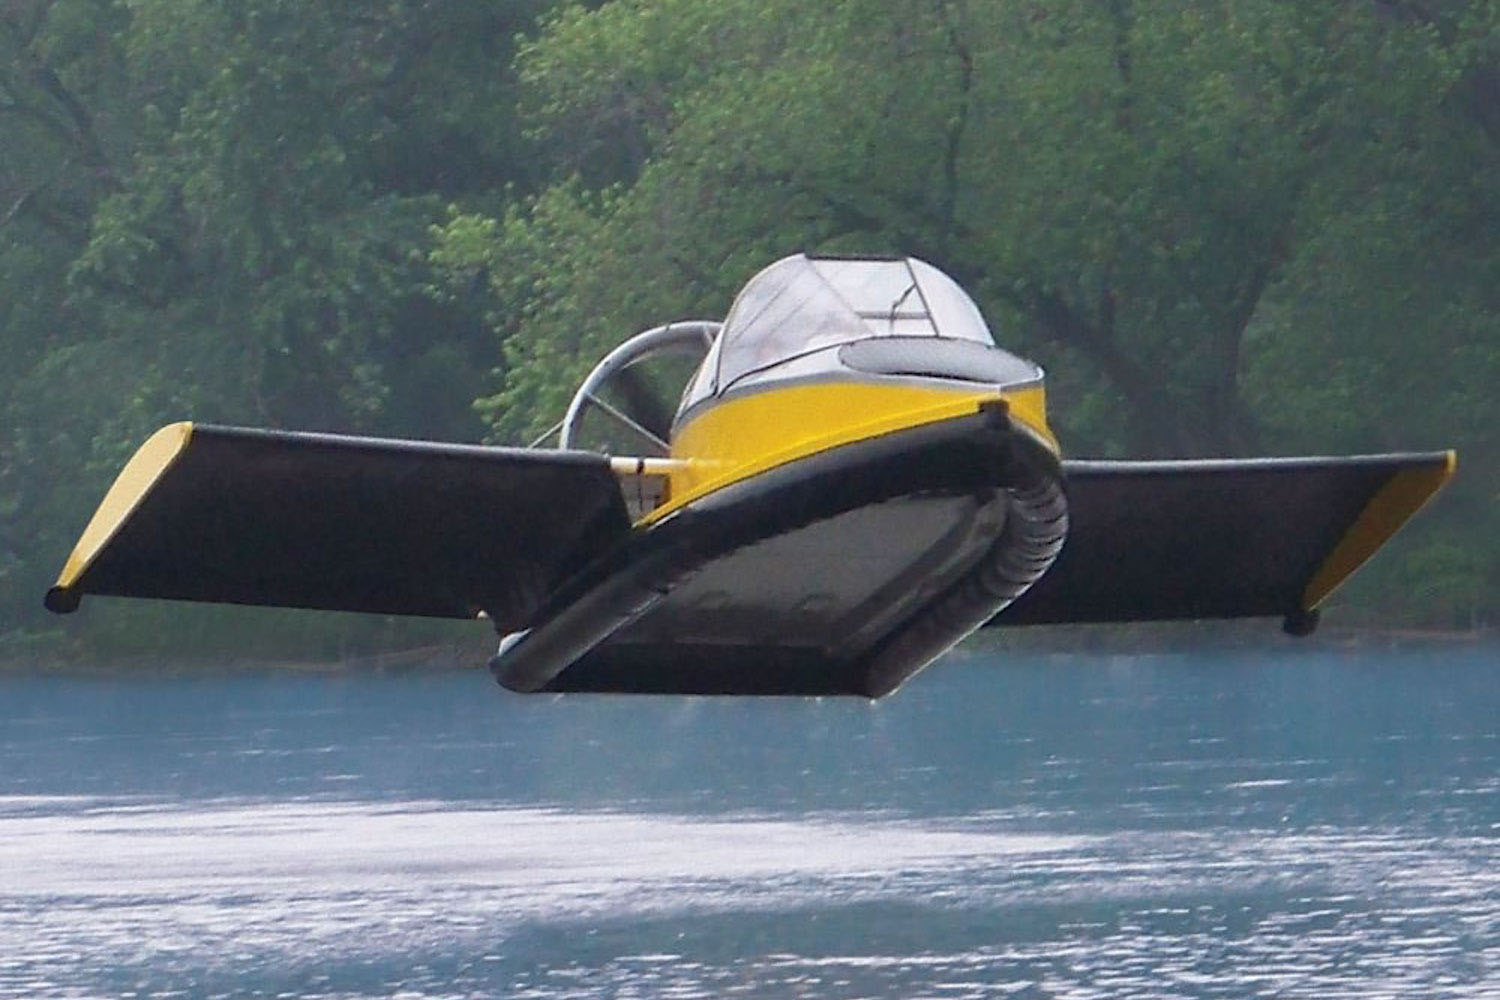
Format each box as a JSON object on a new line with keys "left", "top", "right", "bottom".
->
{"left": 706, "top": 255, "right": 995, "bottom": 392}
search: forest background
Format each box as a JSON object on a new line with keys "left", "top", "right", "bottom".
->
{"left": 2, "top": 0, "right": 1495, "bottom": 663}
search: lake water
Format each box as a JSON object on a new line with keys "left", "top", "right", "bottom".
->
{"left": 1, "top": 644, "right": 1495, "bottom": 998}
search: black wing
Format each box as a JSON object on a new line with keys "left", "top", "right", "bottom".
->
{"left": 45, "top": 423, "right": 631, "bottom": 629}
{"left": 995, "top": 452, "right": 1454, "bottom": 627}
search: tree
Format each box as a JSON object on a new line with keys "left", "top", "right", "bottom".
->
{"left": 1, "top": 0, "right": 559, "bottom": 642}
{"left": 437, "top": 0, "right": 1496, "bottom": 622}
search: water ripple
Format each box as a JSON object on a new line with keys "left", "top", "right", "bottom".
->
{"left": 0, "top": 796, "right": 1495, "bottom": 998}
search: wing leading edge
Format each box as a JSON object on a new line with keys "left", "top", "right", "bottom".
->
{"left": 44, "top": 423, "right": 632, "bottom": 629}
{"left": 995, "top": 452, "right": 1455, "bottom": 629}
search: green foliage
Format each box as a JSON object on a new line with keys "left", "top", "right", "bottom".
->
{"left": 2, "top": 0, "right": 1495, "bottom": 653}
{"left": 439, "top": 0, "right": 1498, "bottom": 626}
{"left": 1, "top": 0, "right": 554, "bottom": 647}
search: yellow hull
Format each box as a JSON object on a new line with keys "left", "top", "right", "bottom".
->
{"left": 648, "top": 380, "right": 1057, "bottom": 525}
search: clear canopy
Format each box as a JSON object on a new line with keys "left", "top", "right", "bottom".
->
{"left": 706, "top": 255, "right": 995, "bottom": 392}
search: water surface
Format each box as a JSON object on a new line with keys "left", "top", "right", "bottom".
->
{"left": 1, "top": 645, "right": 1495, "bottom": 998}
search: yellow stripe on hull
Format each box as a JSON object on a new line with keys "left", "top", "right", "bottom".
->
{"left": 644, "top": 381, "right": 1056, "bottom": 525}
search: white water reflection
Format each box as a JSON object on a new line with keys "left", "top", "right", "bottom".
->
{"left": 1, "top": 796, "right": 1496, "bottom": 999}
{"left": 0, "top": 798, "right": 1077, "bottom": 996}
{"left": 3, "top": 796, "right": 1074, "bottom": 900}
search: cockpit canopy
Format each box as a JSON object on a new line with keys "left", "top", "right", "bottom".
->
{"left": 562, "top": 254, "right": 1044, "bottom": 457}
{"left": 679, "top": 254, "right": 1041, "bottom": 413}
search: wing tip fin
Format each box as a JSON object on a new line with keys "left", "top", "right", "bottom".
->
{"left": 48, "top": 421, "right": 196, "bottom": 605}
{"left": 1302, "top": 449, "right": 1457, "bottom": 610}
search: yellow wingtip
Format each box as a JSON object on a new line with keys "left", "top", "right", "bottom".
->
{"left": 48, "top": 422, "right": 196, "bottom": 605}
{"left": 1302, "top": 450, "right": 1458, "bottom": 610}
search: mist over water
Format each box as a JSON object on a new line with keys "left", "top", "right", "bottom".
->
{"left": 1, "top": 645, "right": 1495, "bottom": 998}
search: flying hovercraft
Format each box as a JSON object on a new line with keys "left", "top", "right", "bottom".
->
{"left": 44, "top": 254, "right": 1455, "bottom": 697}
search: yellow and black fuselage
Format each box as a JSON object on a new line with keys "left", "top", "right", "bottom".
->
{"left": 650, "top": 378, "right": 1057, "bottom": 525}
{"left": 491, "top": 366, "right": 1070, "bottom": 698}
